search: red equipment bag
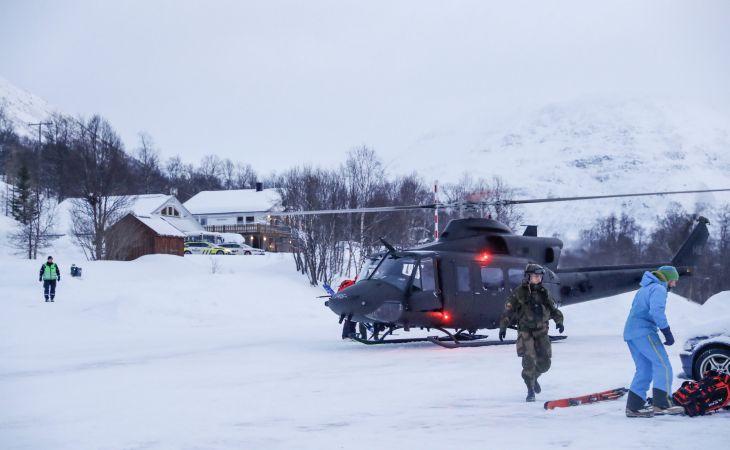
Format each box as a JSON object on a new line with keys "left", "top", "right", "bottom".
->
{"left": 672, "top": 370, "right": 730, "bottom": 417}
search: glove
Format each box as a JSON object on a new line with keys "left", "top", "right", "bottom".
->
{"left": 57, "top": 278, "right": 60, "bottom": 283}
{"left": 39, "top": 278, "right": 42, "bottom": 282}
{"left": 499, "top": 329, "right": 506, "bottom": 341}
{"left": 660, "top": 326, "right": 674, "bottom": 346}
{"left": 556, "top": 323, "right": 564, "bottom": 334}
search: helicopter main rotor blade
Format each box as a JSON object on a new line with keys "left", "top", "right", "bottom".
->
{"left": 267, "top": 203, "right": 439, "bottom": 216}
{"left": 492, "top": 188, "right": 730, "bottom": 206}
{"left": 266, "top": 188, "right": 730, "bottom": 216}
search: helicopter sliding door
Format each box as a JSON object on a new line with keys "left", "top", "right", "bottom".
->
{"left": 407, "top": 257, "right": 442, "bottom": 311}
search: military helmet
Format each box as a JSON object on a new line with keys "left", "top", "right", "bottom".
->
{"left": 525, "top": 263, "right": 545, "bottom": 275}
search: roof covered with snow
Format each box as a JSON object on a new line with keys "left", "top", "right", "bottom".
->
{"left": 125, "top": 194, "right": 176, "bottom": 215}
{"left": 160, "top": 215, "right": 203, "bottom": 233}
{"left": 183, "top": 188, "right": 282, "bottom": 215}
{"left": 134, "top": 215, "right": 186, "bottom": 238}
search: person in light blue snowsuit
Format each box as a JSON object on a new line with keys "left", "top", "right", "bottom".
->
{"left": 623, "top": 266, "right": 684, "bottom": 417}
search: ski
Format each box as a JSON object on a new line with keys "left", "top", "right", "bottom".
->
{"left": 544, "top": 387, "right": 628, "bottom": 410}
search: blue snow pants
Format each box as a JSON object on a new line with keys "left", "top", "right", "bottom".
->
{"left": 626, "top": 333, "right": 673, "bottom": 400}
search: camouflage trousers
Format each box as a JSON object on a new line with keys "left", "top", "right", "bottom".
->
{"left": 516, "top": 328, "right": 552, "bottom": 389}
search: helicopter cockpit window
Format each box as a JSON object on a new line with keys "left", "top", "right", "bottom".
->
{"left": 508, "top": 268, "right": 524, "bottom": 288}
{"left": 411, "top": 258, "right": 436, "bottom": 292}
{"left": 357, "top": 257, "right": 380, "bottom": 282}
{"left": 370, "top": 256, "right": 417, "bottom": 291}
{"left": 481, "top": 267, "right": 504, "bottom": 291}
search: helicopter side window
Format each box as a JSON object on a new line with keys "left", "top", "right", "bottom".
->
{"left": 456, "top": 265, "right": 471, "bottom": 292}
{"left": 412, "top": 258, "right": 436, "bottom": 292}
{"left": 481, "top": 267, "right": 504, "bottom": 291}
{"left": 508, "top": 268, "right": 524, "bottom": 288}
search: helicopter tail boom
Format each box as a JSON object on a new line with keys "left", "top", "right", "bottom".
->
{"left": 556, "top": 216, "right": 710, "bottom": 306}
{"left": 671, "top": 216, "right": 709, "bottom": 267}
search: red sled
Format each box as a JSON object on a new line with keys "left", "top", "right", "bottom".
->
{"left": 544, "top": 387, "right": 628, "bottom": 410}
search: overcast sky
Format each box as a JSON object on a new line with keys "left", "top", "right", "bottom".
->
{"left": 1, "top": 0, "right": 729, "bottom": 174}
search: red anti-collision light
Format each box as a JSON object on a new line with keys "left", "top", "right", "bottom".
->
{"left": 478, "top": 252, "right": 491, "bottom": 263}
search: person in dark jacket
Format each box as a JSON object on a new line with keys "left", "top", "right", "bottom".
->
{"left": 39, "top": 256, "right": 60, "bottom": 302}
{"left": 623, "top": 266, "right": 685, "bottom": 417}
{"left": 499, "top": 263, "right": 564, "bottom": 402}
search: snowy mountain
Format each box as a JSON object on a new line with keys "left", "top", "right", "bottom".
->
{"left": 400, "top": 98, "right": 730, "bottom": 240}
{"left": 0, "top": 76, "right": 56, "bottom": 137}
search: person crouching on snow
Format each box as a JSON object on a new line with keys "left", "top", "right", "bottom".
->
{"left": 623, "top": 265, "right": 684, "bottom": 417}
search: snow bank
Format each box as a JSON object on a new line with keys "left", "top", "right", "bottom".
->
{"left": 1, "top": 247, "right": 728, "bottom": 449}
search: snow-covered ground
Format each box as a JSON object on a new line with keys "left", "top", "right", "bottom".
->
{"left": 1, "top": 247, "right": 729, "bottom": 449}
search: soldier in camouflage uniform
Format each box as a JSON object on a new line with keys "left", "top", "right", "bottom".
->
{"left": 499, "top": 263, "right": 564, "bottom": 402}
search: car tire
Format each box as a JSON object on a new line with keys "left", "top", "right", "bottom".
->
{"left": 244, "top": 251, "right": 251, "bottom": 255}
{"left": 184, "top": 250, "right": 191, "bottom": 255}
{"left": 693, "top": 347, "right": 730, "bottom": 380}
{"left": 216, "top": 250, "right": 224, "bottom": 255}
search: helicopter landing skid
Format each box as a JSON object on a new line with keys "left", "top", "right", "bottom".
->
{"left": 347, "top": 327, "right": 489, "bottom": 346}
{"left": 348, "top": 334, "right": 454, "bottom": 345}
{"left": 428, "top": 334, "right": 568, "bottom": 349}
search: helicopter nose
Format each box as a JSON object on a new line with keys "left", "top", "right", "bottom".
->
{"left": 326, "top": 280, "right": 404, "bottom": 323}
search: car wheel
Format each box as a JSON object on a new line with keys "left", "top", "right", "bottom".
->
{"left": 184, "top": 250, "right": 191, "bottom": 255}
{"left": 244, "top": 251, "right": 251, "bottom": 255}
{"left": 216, "top": 250, "right": 224, "bottom": 255}
{"left": 694, "top": 347, "right": 730, "bottom": 379}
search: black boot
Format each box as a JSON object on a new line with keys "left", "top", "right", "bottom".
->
{"left": 534, "top": 380, "right": 541, "bottom": 394}
{"left": 625, "top": 390, "right": 654, "bottom": 418}
{"left": 526, "top": 387, "right": 535, "bottom": 402}
{"left": 652, "top": 388, "right": 684, "bottom": 415}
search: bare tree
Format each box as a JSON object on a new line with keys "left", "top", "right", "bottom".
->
{"left": 8, "top": 188, "right": 58, "bottom": 259}
{"left": 200, "top": 155, "right": 223, "bottom": 181}
{"left": 70, "top": 116, "right": 133, "bottom": 260}
{"left": 135, "top": 132, "right": 160, "bottom": 194}
{"left": 277, "top": 166, "right": 348, "bottom": 285}
{"left": 235, "top": 163, "right": 257, "bottom": 189}
{"left": 165, "top": 155, "right": 186, "bottom": 183}
{"left": 343, "top": 146, "right": 385, "bottom": 275}
{"left": 221, "top": 158, "right": 236, "bottom": 189}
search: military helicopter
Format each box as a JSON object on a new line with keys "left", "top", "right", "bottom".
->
{"left": 273, "top": 188, "right": 730, "bottom": 348}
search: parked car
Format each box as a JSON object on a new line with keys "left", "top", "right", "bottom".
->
{"left": 218, "top": 243, "right": 265, "bottom": 255}
{"left": 184, "top": 241, "right": 233, "bottom": 255}
{"left": 680, "top": 330, "right": 730, "bottom": 380}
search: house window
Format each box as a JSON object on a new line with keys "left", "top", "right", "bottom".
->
{"left": 246, "top": 216, "right": 255, "bottom": 223}
{"left": 237, "top": 217, "right": 244, "bottom": 224}
{"left": 161, "top": 206, "right": 180, "bottom": 217}
{"left": 200, "top": 217, "right": 207, "bottom": 226}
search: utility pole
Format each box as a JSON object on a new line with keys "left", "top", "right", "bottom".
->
{"left": 28, "top": 122, "right": 52, "bottom": 185}
{"left": 28, "top": 122, "right": 52, "bottom": 146}
{"left": 433, "top": 180, "right": 439, "bottom": 240}
{"left": 27, "top": 122, "right": 51, "bottom": 259}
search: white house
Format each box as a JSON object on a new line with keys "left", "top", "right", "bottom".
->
{"left": 182, "top": 187, "right": 290, "bottom": 251}
{"left": 182, "top": 187, "right": 282, "bottom": 227}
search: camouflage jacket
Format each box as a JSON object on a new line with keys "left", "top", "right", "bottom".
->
{"left": 499, "top": 282, "right": 563, "bottom": 332}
